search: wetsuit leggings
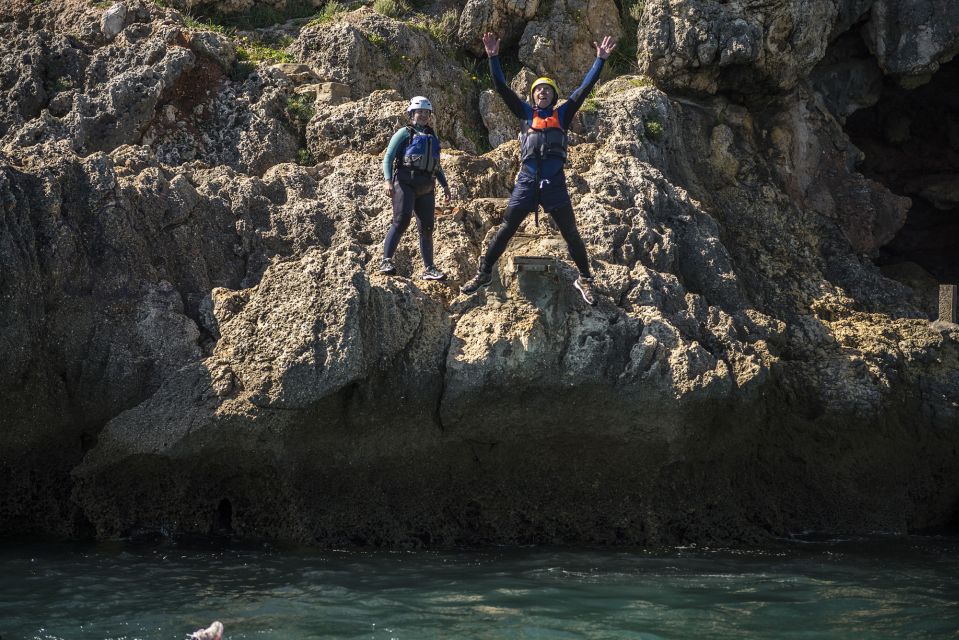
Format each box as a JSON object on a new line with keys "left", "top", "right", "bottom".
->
{"left": 481, "top": 203, "right": 591, "bottom": 277}
{"left": 384, "top": 179, "right": 435, "bottom": 267}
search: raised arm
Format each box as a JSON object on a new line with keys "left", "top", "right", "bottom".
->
{"left": 483, "top": 32, "right": 529, "bottom": 119}
{"left": 560, "top": 35, "right": 618, "bottom": 126}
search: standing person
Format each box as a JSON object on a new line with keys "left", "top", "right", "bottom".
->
{"left": 380, "top": 96, "right": 452, "bottom": 280}
{"left": 460, "top": 33, "right": 617, "bottom": 305}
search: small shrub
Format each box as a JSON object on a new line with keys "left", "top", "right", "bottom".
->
{"left": 462, "top": 57, "right": 491, "bottom": 91}
{"left": 231, "top": 61, "right": 255, "bottom": 82}
{"left": 629, "top": 76, "right": 654, "bottom": 88}
{"left": 373, "top": 0, "right": 408, "bottom": 18}
{"left": 286, "top": 94, "right": 315, "bottom": 126}
{"left": 366, "top": 32, "right": 387, "bottom": 48}
{"left": 645, "top": 119, "right": 663, "bottom": 141}
{"left": 44, "top": 74, "right": 75, "bottom": 93}
{"left": 307, "top": 1, "right": 348, "bottom": 26}
{"left": 184, "top": 15, "right": 234, "bottom": 36}
{"left": 297, "top": 148, "right": 316, "bottom": 165}
{"left": 580, "top": 97, "right": 599, "bottom": 114}
{"left": 606, "top": 0, "right": 644, "bottom": 76}
{"left": 236, "top": 37, "right": 294, "bottom": 64}
{"left": 410, "top": 9, "right": 457, "bottom": 45}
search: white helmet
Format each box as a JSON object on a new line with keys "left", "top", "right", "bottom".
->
{"left": 407, "top": 96, "right": 433, "bottom": 112}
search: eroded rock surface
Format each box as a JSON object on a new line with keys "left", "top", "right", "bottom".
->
{"left": 2, "top": 0, "right": 958, "bottom": 546}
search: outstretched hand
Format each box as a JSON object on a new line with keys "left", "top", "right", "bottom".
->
{"left": 482, "top": 32, "right": 500, "bottom": 57}
{"left": 594, "top": 35, "right": 617, "bottom": 59}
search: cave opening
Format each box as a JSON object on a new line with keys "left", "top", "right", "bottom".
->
{"left": 841, "top": 56, "right": 959, "bottom": 286}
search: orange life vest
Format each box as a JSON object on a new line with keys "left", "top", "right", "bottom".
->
{"left": 520, "top": 109, "right": 569, "bottom": 165}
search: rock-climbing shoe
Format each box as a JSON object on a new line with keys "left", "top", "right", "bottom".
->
{"left": 421, "top": 265, "right": 446, "bottom": 281}
{"left": 378, "top": 258, "right": 397, "bottom": 275}
{"left": 574, "top": 276, "right": 596, "bottom": 306}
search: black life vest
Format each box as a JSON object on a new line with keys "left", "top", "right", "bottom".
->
{"left": 400, "top": 125, "right": 440, "bottom": 174}
{"left": 520, "top": 109, "right": 568, "bottom": 165}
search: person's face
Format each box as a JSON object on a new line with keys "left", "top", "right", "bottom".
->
{"left": 410, "top": 108, "right": 431, "bottom": 125}
{"left": 533, "top": 84, "right": 555, "bottom": 108}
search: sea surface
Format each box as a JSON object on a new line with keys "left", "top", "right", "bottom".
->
{"left": 1, "top": 535, "right": 957, "bottom": 639}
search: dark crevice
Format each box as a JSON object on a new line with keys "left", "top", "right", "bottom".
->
{"left": 213, "top": 498, "right": 233, "bottom": 535}
{"left": 433, "top": 324, "right": 453, "bottom": 433}
{"left": 840, "top": 57, "right": 959, "bottom": 284}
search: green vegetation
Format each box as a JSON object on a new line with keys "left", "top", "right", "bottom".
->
{"left": 606, "top": 0, "right": 646, "bottom": 76}
{"left": 306, "top": 1, "right": 349, "bottom": 27}
{"left": 456, "top": 48, "right": 519, "bottom": 94}
{"left": 366, "top": 31, "right": 388, "bottom": 48}
{"left": 644, "top": 117, "right": 663, "bottom": 141}
{"left": 580, "top": 97, "right": 599, "bottom": 114}
{"left": 630, "top": 75, "right": 654, "bottom": 88}
{"left": 228, "top": 36, "right": 294, "bottom": 81}
{"left": 297, "top": 148, "right": 317, "bottom": 165}
{"left": 236, "top": 38, "right": 294, "bottom": 64}
{"left": 409, "top": 9, "right": 457, "bottom": 45}
{"left": 43, "top": 76, "right": 73, "bottom": 93}
{"left": 372, "top": 0, "right": 409, "bottom": 18}
{"left": 461, "top": 56, "right": 491, "bottom": 91}
{"left": 184, "top": 15, "right": 233, "bottom": 36}
{"left": 286, "top": 94, "right": 316, "bottom": 126}
{"left": 629, "top": 0, "right": 647, "bottom": 22}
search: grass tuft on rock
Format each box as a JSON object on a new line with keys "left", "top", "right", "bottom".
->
{"left": 373, "top": 0, "right": 409, "bottom": 18}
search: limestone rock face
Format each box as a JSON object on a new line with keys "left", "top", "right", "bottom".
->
{"left": 517, "top": 0, "right": 623, "bottom": 92}
{"left": 306, "top": 90, "right": 407, "bottom": 162}
{"left": 458, "top": 0, "right": 541, "bottom": 55}
{"left": 0, "top": 1, "right": 300, "bottom": 175}
{"left": 2, "top": 0, "right": 958, "bottom": 547}
{"left": 294, "top": 9, "right": 484, "bottom": 153}
{"left": 637, "top": 0, "right": 959, "bottom": 96}
{"left": 100, "top": 3, "right": 128, "bottom": 41}
{"left": 863, "top": 0, "right": 959, "bottom": 85}
{"left": 637, "top": 0, "right": 838, "bottom": 95}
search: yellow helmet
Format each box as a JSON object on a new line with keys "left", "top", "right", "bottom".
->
{"left": 530, "top": 77, "right": 560, "bottom": 105}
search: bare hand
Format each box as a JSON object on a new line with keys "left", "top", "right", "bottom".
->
{"left": 594, "top": 35, "right": 617, "bottom": 60}
{"left": 482, "top": 32, "right": 500, "bottom": 57}
{"left": 384, "top": 180, "right": 394, "bottom": 198}
{"left": 442, "top": 188, "right": 452, "bottom": 206}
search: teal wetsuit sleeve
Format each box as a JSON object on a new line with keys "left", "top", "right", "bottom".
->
{"left": 382, "top": 128, "right": 410, "bottom": 181}
{"left": 490, "top": 55, "right": 531, "bottom": 120}
{"left": 436, "top": 167, "right": 448, "bottom": 191}
{"left": 559, "top": 57, "right": 606, "bottom": 127}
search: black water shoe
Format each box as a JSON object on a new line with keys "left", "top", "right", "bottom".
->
{"left": 460, "top": 271, "right": 492, "bottom": 294}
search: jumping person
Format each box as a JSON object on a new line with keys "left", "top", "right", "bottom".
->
{"left": 460, "top": 33, "right": 617, "bottom": 305}
{"left": 380, "top": 96, "right": 452, "bottom": 280}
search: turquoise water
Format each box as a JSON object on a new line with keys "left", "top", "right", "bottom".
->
{"left": 1, "top": 536, "right": 957, "bottom": 639}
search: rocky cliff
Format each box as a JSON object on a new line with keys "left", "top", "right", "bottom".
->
{"left": 1, "top": 0, "right": 957, "bottom": 546}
